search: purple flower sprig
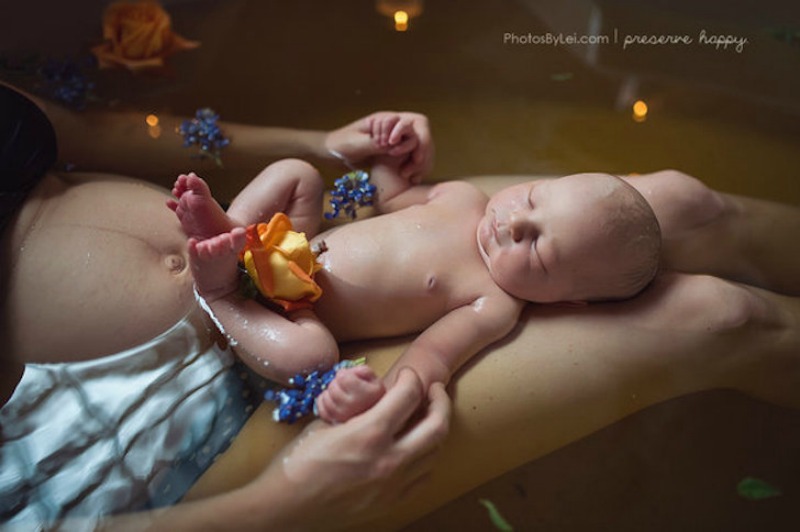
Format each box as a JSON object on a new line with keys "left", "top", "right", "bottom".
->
{"left": 177, "top": 108, "right": 230, "bottom": 167}
{"left": 325, "top": 170, "right": 376, "bottom": 220}
{"left": 264, "top": 358, "right": 365, "bottom": 424}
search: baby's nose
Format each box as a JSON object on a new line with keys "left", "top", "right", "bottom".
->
{"left": 509, "top": 213, "right": 536, "bottom": 242}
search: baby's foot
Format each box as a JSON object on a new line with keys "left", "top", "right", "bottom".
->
{"left": 168, "top": 173, "right": 234, "bottom": 240}
{"left": 316, "top": 365, "right": 386, "bottom": 424}
{"left": 189, "top": 227, "right": 247, "bottom": 301}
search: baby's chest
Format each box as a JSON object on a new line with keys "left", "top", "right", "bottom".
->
{"left": 325, "top": 214, "right": 477, "bottom": 291}
{"left": 314, "top": 218, "right": 485, "bottom": 337}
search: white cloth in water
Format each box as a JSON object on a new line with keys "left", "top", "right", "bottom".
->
{"left": 0, "top": 307, "right": 268, "bottom": 529}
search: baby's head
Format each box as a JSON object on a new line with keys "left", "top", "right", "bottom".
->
{"left": 477, "top": 173, "right": 661, "bottom": 303}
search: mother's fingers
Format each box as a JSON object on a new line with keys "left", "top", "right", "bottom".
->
{"left": 401, "top": 135, "right": 434, "bottom": 181}
{"left": 395, "top": 382, "right": 451, "bottom": 455}
{"left": 373, "top": 385, "right": 451, "bottom": 506}
{"left": 357, "top": 368, "right": 425, "bottom": 436}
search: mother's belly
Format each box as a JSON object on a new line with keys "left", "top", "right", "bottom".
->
{"left": 3, "top": 174, "right": 196, "bottom": 364}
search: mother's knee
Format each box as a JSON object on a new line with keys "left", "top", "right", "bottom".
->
{"left": 647, "top": 274, "right": 767, "bottom": 335}
{"left": 659, "top": 170, "right": 726, "bottom": 224}
{"left": 700, "top": 276, "right": 766, "bottom": 332}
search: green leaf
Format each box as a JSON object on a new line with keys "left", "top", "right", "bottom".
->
{"left": 550, "top": 72, "right": 574, "bottom": 82}
{"left": 479, "top": 499, "right": 514, "bottom": 531}
{"left": 737, "top": 477, "right": 782, "bottom": 500}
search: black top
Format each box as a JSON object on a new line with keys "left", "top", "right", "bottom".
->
{"left": 0, "top": 84, "right": 58, "bottom": 231}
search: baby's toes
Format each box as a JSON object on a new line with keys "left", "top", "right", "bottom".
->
{"left": 229, "top": 227, "right": 247, "bottom": 251}
{"left": 172, "top": 174, "right": 190, "bottom": 197}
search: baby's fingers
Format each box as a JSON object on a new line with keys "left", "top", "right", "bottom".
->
{"left": 387, "top": 116, "right": 415, "bottom": 146}
{"left": 387, "top": 135, "right": 418, "bottom": 157}
{"left": 374, "top": 115, "right": 401, "bottom": 147}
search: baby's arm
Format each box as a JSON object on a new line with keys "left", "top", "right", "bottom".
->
{"left": 227, "top": 158, "right": 325, "bottom": 236}
{"left": 189, "top": 230, "right": 338, "bottom": 384}
{"left": 382, "top": 296, "right": 523, "bottom": 392}
{"left": 317, "top": 295, "right": 522, "bottom": 423}
{"left": 360, "top": 111, "right": 434, "bottom": 182}
{"left": 368, "top": 155, "right": 434, "bottom": 213}
{"left": 327, "top": 111, "right": 433, "bottom": 180}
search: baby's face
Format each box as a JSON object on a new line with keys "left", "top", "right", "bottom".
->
{"left": 476, "top": 173, "right": 629, "bottom": 302}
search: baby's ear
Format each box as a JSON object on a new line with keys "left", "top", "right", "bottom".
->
{"left": 551, "top": 300, "right": 589, "bottom": 308}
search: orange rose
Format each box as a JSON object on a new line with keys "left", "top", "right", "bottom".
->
{"left": 91, "top": 0, "right": 199, "bottom": 72}
{"left": 240, "top": 213, "right": 323, "bottom": 312}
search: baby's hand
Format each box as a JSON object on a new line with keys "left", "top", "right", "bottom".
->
{"left": 316, "top": 365, "right": 386, "bottom": 424}
{"left": 326, "top": 111, "right": 434, "bottom": 183}
{"left": 366, "top": 112, "right": 419, "bottom": 154}
{"left": 365, "top": 112, "right": 433, "bottom": 183}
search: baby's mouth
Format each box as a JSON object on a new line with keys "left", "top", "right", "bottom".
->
{"left": 492, "top": 221, "right": 502, "bottom": 243}
{"left": 477, "top": 217, "right": 493, "bottom": 257}
{"left": 491, "top": 214, "right": 509, "bottom": 246}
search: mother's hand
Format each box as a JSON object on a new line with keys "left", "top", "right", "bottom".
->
{"left": 251, "top": 368, "right": 451, "bottom": 529}
{"left": 325, "top": 112, "right": 435, "bottom": 182}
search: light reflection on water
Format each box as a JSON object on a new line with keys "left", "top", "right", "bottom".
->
{"left": 4, "top": 0, "right": 797, "bottom": 203}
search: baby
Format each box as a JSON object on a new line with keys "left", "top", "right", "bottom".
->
{"left": 170, "top": 119, "right": 661, "bottom": 423}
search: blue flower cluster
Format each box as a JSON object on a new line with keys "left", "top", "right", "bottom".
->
{"left": 264, "top": 359, "right": 365, "bottom": 424}
{"left": 0, "top": 53, "right": 95, "bottom": 110}
{"left": 37, "top": 58, "right": 96, "bottom": 110}
{"left": 325, "top": 170, "right": 376, "bottom": 220}
{"left": 177, "top": 108, "right": 230, "bottom": 167}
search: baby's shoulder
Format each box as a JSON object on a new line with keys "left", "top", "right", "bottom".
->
{"left": 467, "top": 287, "right": 525, "bottom": 335}
{"left": 428, "top": 180, "right": 488, "bottom": 206}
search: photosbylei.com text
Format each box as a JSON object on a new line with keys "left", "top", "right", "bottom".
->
{"left": 503, "top": 29, "right": 749, "bottom": 53}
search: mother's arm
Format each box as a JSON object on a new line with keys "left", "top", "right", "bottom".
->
{"left": 97, "top": 369, "right": 449, "bottom": 531}
{"left": 5, "top": 82, "right": 434, "bottom": 193}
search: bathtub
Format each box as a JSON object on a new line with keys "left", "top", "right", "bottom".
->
{"left": 2, "top": 0, "right": 798, "bottom": 529}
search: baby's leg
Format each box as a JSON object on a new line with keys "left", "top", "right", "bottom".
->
{"left": 168, "top": 173, "right": 235, "bottom": 240}
{"left": 227, "top": 159, "right": 325, "bottom": 236}
{"left": 625, "top": 170, "right": 800, "bottom": 295}
{"left": 316, "top": 365, "right": 386, "bottom": 424}
{"left": 189, "top": 228, "right": 247, "bottom": 301}
{"left": 188, "top": 221, "right": 339, "bottom": 384}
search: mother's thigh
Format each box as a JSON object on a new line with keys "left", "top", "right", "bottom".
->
{"left": 361, "top": 273, "right": 779, "bottom": 528}
{"left": 192, "top": 273, "right": 766, "bottom": 527}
